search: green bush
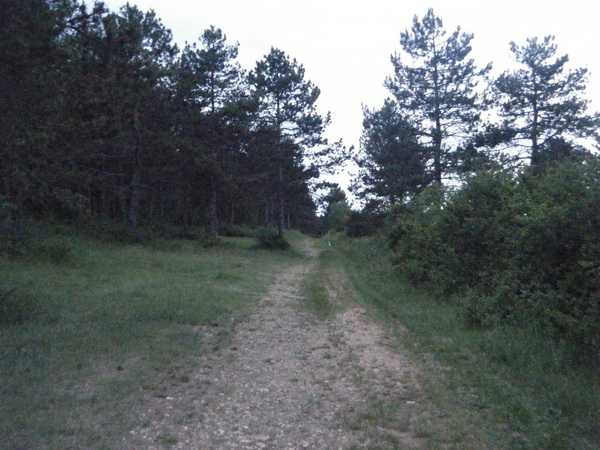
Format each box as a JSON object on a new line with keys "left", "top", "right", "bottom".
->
{"left": 254, "top": 228, "right": 290, "bottom": 250}
{"left": 219, "top": 223, "right": 257, "bottom": 238}
{"left": 389, "top": 158, "right": 600, "bottom": 359}
{"left": 345, "top": 210, "right": 386, "bottom": 237}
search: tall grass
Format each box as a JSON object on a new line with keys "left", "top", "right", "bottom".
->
{"left": 0, "top": 227, "right": 297, "bottom": 448}
{"left": 336, "top": 235, "right": 600, "bottom": 449}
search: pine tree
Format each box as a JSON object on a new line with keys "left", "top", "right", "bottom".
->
{"left": 249, "top": 48, "right": 328, "bottom": 237}
{"left": 357, "top": 99, "right": 430, "bottom": 205}
{"left": 176, "top": 26, "right": 247, "bottom": 236}
{"left": 493, "top": 35, "right": 599, "bottom": 165}
{"left": 385, "top": 8, "right": 491, "bottom": 184}
{"left": 0, "top": 0, "right": 77, "bottom": 214}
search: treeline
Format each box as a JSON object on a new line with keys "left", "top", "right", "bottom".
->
{"left": 1, "top": 0, "right": 341, "bottom": 243}
{"left": 326, "top": 10, "right": 600, "bottom": 359}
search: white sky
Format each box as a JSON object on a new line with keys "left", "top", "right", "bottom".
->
{"left": 103, "top": 0, "right": 600, "bottom": 186}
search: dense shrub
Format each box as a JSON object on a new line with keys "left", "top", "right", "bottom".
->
{"left": 254, "top": 228, "right": 290, "bottom": 250}
{"left": 218, "top": 223, "right": 257, "bottom": 238}
{"left": 390, "top": 157, "right": 600, "bottom": 359}
{"left": 345, "top": 210, "right": 386, "bottom": 237}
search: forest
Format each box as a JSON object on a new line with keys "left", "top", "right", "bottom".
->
{"left": 2, "top": 2, "right": 600, "bottom": 360}
{"left": 1, "top": 0, "right": 343, "bottom": 242}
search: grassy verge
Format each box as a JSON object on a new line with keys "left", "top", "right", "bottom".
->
{"left": 334, "top": 235, "right": 600, "bottom": 449}
{"left": 0, "top": 227, "right": 298, "bottom": 448}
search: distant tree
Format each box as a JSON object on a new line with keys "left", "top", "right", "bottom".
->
{"left": 385, "top": 8, "right": 491, "bottom": 184}
{"left": 249, "top": 48, "right": 329, "bottom": 237}
{"left": 493, "top": 36, "right": 599, "bottom": 166}
{"left": 320, "top": 185, "right": 350, "bottom": 233}
{"left": 356, "top": 98, "right": 430, "bottom": 205}
{"left": 322, "top": 185, "right": 348, "bottom": 207}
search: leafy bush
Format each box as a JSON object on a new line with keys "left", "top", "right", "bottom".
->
{"left": 254, "top": 228, "right": 290, "bottom": 250}
{"left": 219, "top": 223, "right": 257, "bottom": 238}
{"left": 389, "top": 158, "right": 600, "bottom": 359}
{"left": 345, "top": 210, "right": 386, "bottom": 237}
{"left": 157, "top": 226, "right": 219, "bottom": 247}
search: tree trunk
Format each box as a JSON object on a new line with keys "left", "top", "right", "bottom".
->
{"left": 208, "top": 180, "right": 219, "bottom": 238}
{"left": 531, "top": 94, "right": 540, "bottom": 165}
{"left": 128, "top": 106, "right": 143, "bottom": 229}
{"left": 128, "top": 168, "right": 142, "bottom": 229}
{"left": 277, "top": 165, "right": 285, "bottom": 238}
{"left": 264, "top": 196, "right": 270, "bottom": 227}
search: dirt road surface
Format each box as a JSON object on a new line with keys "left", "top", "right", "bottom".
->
{"left": 123, "top": 238, "right": 426, "bottom": 449}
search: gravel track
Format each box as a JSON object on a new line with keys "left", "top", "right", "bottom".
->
{"left": 124, "top": 238, "right": 426, "bottom": 449}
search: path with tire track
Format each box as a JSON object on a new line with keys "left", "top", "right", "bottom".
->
{"left": 123, "top": 237, "right": 426, "bottom": 449}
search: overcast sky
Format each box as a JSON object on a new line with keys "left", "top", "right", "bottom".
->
{"left": 103, "top": 0, "right": 600, "bottom": 181}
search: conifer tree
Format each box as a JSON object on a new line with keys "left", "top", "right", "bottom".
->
{"left": 493, "top": 36, "right": 599, "bottom": 165}
{"left": 249, "top": 48, "right": 329, "bottom": 237}
{"left": 385, "top": 9, "right": 491, "bottom": 183}
{"left": 177, "top": 26, "right": 247, "bottom": 236}
{"left": 357, "top": 99, "right": 430, "bottom": 205}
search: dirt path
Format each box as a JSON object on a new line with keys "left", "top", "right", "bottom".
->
{"left": 124, "top": 238, "right": 426, "bottom": 449}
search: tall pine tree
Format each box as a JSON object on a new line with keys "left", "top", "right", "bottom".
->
{"left": 493, "top": 36, "right": 599, "bottom": 165}
{"left": 176, "top": 26, "right": 247, "bottom": 236}
{"left": 385, "top": 9, "right": 491, "bottom": 184}
{"left": 249, "top": 48, "right": 328, "bottom": 237}
{"left": 356, "top": 99, "right": 429, "bottom": 205}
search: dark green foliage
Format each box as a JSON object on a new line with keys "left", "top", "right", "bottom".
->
{"left": 385, "top": 8, "right": 491, "bottom": 183}
{"left": 345, "top": 210, "right": 386, "bottom": 238}
{"left": 319, "top": 185, "right": 351, "bottom": 233}
{"left": 356, "top": 99, "right": 430, "bottom": 205}
{"left": 218, "top": 224, "right": 257, "bottom": 238}
{"left": 493, "top": 36, "right": 600, "bottom": 164}
{"left": 390, "top": 157, "right": 600, "bottom": 359}
{"left": 0, "top": 1, "right": 334, "bottom": 238}
{"left": 254, "top": 228, "right": 291, "bottom": 250}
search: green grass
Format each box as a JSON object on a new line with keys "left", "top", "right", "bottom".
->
{"left": 334, "top": 234, "right": 600, "bottom": 449}
{"left": 300, "top": 239, "right": 335, "bottom": 318}
{"left": 0, "top": 227, "right": 298, "bottom": 448}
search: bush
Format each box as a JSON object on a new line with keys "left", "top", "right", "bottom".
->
{"left": 254, "top": 228, "right": 290, "bottom": 250}
{"left": 389, "top": 158, "right": 600, "bottom": 359}
{"left": 345, "top": 210, "right": 386, "bottom": 237}
{"left": 219, "top": 223, "right": 257, "bottom": 238}
{"left": 158, "top": 226, "right": 219, "bottom": 247}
